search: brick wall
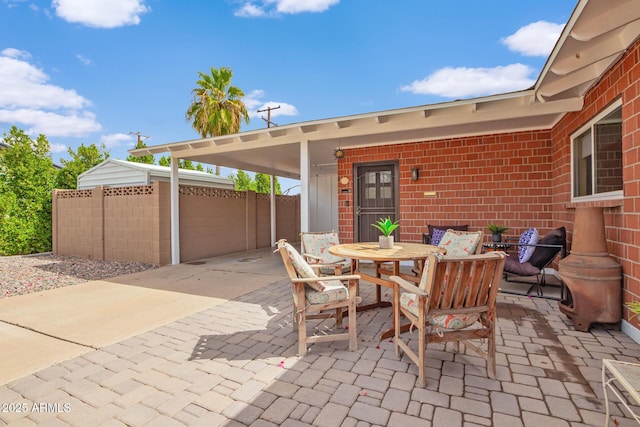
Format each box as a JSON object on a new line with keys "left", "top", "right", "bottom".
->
{"left": 551, "top": 38, "right": 640, "bottom": 326}
{"left": 337, "top": 130, "right": 555, "bottom": 243}
{"left": 337, "top": 37, "right": 640, "bottom": 327}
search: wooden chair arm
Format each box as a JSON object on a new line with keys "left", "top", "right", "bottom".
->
{"left": 309, "top": 263, "right": 339, "bottom": 271}
{"left": 390, "top": 275, "right": 427, "bottom": 297}
{"left": 303, "top": 253, "right": 346, "bottom": 263}
{"left": 292, "top": 274, "right": 361, "bottom": 283}
{"left": 303, "top": 253, "right": 323, "bottom": 262}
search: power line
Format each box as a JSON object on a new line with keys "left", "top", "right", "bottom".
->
{"left": 129, "top": 131, "right": 149, "bottom": 146}
{"left": 257, "top": 105, "right": 280, "bottom": 128}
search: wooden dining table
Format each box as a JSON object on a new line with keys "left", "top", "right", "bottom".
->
{"left": 328, "top": 242, "right": 445, "bottom": 340}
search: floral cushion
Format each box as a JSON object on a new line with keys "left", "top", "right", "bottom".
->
{"left": 416, "top": 256, "right": 434, "bottom": 292}
{"left": 428, "top": 313, "right": 479, "bottom": 330}
{"left": 301, "top": 232, "right": 345, "bottom": 264}
{"left": 282, "top": 242, "right": 328, "bottom": 292}
{"left": 400, "top": 293, "right": 479, "bottom": 328}
{"left": 317, "top": 262, "right": 350, "bottom": 276}
{"left": 400, "top": 292, "right": 421, "bottom": 316}
{"left": 518, "top": 227, "right": 539, "bottom": 263}
{"left": 438, "top": 230, "right": 481, "bottom": 256}
{"left": 305, "top": 280, "right": 349, "bottom": 304}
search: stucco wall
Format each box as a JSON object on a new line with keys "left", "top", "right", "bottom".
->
{"left": 53, "top": 182, "right": 300, "bottom": 265}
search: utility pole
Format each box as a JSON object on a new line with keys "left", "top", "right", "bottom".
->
{"left": 129, "top": 131, "right": 149, "bottom": 147}
{"left": 257, "top": 105, "right": 280, "bottom": 128}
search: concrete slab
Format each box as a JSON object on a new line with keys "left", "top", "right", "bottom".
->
{"left": 0, "top": 322, "right": 89, "bottom": 385}
{"left": 0, "top": 280, "right": 226, "bottom": 347}
{"left": 0, "top": 247, "right": 288, "bottom": 385}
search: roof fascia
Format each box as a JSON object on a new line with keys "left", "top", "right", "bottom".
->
{"left": 129, "top": 90, "right": 535, "bottom": 158}
{"left": 534, "top": 0, "right": 587, "bottom": 99}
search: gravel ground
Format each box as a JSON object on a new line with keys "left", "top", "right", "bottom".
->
{"left": 0, "top": 254, "right": 157, "bottom": 299}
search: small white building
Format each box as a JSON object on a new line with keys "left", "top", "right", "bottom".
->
{"left": 77, "top": 159, "right": 235, "bottom": 190}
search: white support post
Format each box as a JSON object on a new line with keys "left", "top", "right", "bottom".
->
{"left": 270, "top": 175, "right": 276, "bottom": 246}
{"left": 300, "top": 140, "right": 310, "bottom": 233}
{"left": 170, "top": 156, "right": 180, "bottom": 265}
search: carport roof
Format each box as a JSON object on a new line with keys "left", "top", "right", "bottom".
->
{"left": 129, "top": 0, "right": 640, "bottom": 179}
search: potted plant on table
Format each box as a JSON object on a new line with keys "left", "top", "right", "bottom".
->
{"left": 487, "top": 224, "right": 510, "bottom": 243}
{"left": 372, "top": 217, "right": 400, "bottom": 249}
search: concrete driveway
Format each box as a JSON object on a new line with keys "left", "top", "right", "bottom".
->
{"left": 0, "top": 247, "right": 286, "bottom": 385}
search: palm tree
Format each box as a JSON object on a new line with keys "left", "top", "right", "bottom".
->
{"left": 185, "top": 67, "right": 250, "bottom": 174}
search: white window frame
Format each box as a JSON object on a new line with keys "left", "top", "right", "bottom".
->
{"left": 570, "top": 98, "right": 623, "bottom": 202}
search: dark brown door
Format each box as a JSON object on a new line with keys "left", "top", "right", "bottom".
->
{"left": 355, "top": 162, "right": 399, "bottom": 242}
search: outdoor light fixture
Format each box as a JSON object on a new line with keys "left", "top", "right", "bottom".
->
{"left": 411, "top": 167, "right": 420, "bottom": 181}
{"left": 334, "top": 148, "right": 345, "bottom": 159}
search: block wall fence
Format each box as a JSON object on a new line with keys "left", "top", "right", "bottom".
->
{"left": 337, "top": 38, "right": 640, "bottom": 326}
{"left": 52, "top": 182, "right": 300, "bottom": 265}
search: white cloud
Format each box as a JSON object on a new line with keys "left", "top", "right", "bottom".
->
{"left": 234, "top": 0, "right": 338, "bottom": 17}
{"left": 0, "top": 53, "right": 90, "bottom": 109}
{"left": 0, "top": 109, "right": 101, "bottom": 137}
{"left": 243, "top": 89, "right": 265, "bottom": 110}
{"left": 272, "top": 0, "right": 338, "bottom": 13}
{"left": 0, "top": 48, "right": 101, "bottom": 137}
{"left": 234, "top": 3, "right": 265, "bottom": 17}
{"left": 400, "top": 64, "right": 536, "bottom": 99}
{"left": 99, "top": 133, "right": 133, "bottom": 148}
{"left": 53, "top": 0, "right": 150, "bottom": 28}
{"left": 76, "top": 53, "right": 91, "bottom": 65}
{"left": 1, "top": 47, "right": 31, "bottom": 60}
{"left": 50, "top": 143, "right": 67, "bottom": 153}
{"left": 502, "top": 21, "right": 565, "bottom": 57}
{"left": 243, "top": 90, "right": 298, "bottom": 120}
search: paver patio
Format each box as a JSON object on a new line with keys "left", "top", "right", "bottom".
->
{"left": 1, "top": 255, "right": 639, "bottom": 426}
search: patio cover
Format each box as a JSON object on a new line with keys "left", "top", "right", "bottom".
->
{"left": 129, "top": 0, "right": 640, "bottom": 264}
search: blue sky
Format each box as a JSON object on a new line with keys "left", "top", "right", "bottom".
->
{"left": 1, "top": 0, "right": 576, "bottom": 182}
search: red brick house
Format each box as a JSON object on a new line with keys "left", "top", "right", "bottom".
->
{"left": 131, "top": 0, "right": 640, "bottom": 338}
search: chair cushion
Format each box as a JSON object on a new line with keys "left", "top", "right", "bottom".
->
{"left": 528, "top": 226, "right": 566, "bottom": 269}
{"left": 318, "top": 262, "right": 351, "bottom": 276}
{"left": 301, "top": 231, "right": 345, "bottom": 264}
{"left": 305, "top": 280, "right": 349, "bottom": 304}
{"left": 282, "top": 242, "right": 330, "bottom": 292}
{"left": 400, "top": 293, "right": 479, "bottom": 328}
{"left": 504, "top": 256, "right": 540, "bottom": 276}
{"left": 438, "top": 230, "right": 481, "bottom": 256}
{"left": 518, "top": 227, "right": 539, "bottom": 263}
{"left": 428, "top": 313, "right": 480, "bottom": 330}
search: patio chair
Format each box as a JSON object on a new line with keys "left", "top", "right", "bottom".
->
{"left": 391, "top": 251, "right": 506, "bottom": 387}
{"left": 275, "top": 239, "right": 361, "bottom": 356}
{"left": 502, "top": 226, "right": 566, "bottom": 298}
{"left": 300, "top": 230, "right": 351, "bottom": 275}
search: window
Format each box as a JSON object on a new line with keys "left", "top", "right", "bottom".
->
{"left": 571, "top": 100, "right": 623, "bottom": 200}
